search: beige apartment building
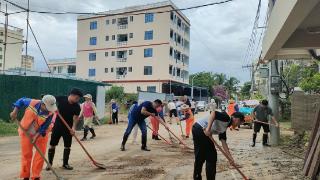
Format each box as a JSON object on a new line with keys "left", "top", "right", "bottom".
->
{"left": 76, "top": 1, "right": 190, "bottom": 93}
{"left": 21, "top": 55, "right": 34, "bottom": 71}
{"left": 48, "top": 58, "right": 76, "bottom": 76}
{"left": 0, "top": 24, "right": 24, "bottom": 71}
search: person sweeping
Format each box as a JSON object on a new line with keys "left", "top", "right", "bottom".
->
{"left": 47, "top": 88, "right": 83, "bottom": 171}
{"left": 80, "top": 94, "right": 98, "bottom": 141}
{"left": 180, "top": 104, "right": 194, "bottom": 138}
{"left": 192, "top": 111, "right": 244, "bottom": 180}
{"left": 150, "top": 105, "right": 164, "bottom": 140}
{"left": 10, "top": 95, "right": 57, "bottom": 180}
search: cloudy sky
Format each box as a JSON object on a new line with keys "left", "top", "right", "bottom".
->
{"left": 2, "top": 0, "right": 268, "bottom": 83}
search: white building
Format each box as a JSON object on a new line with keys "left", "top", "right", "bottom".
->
{"left": 48, "top": 58, "right": 76, "bottom": 76}
{"left": 76, "top": 1, "right": 190, "bottom": 93}
{"left": 21, "top": 55, "right": 34, "bottom": 71}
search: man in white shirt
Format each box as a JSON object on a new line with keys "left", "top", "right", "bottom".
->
{"left": 167, "top": 100, "right": 178, "bottom": 124}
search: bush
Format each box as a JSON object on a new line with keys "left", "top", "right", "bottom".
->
{"left": 106, "top": 86, "right": 125, "bottom": 103}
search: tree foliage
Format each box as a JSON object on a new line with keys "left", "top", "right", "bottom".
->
{"left": 105, "top": 86, "right": 125, "bottom": 103}
{"left": 240, "top": 81, "right": 251, "bottom": 99}
{"left": 299, "top": 73, "right": 320, "bottom": 93}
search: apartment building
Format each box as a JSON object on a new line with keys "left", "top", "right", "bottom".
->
{"left": 48, "top": 58, "right": 76, "bottom": 76}
{"left": 0, "top": 24, "right": 24, "bottom": 71}
{"left": 21, "top": 55, "right": 35, "bottom": 71}
{"left": 76, "top": 1, "right": 190, "bottom": 93}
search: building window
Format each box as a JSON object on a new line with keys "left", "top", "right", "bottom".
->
{"left": 0, "top": 55, "right": 2, "bottom": 59}
{"left": 111, "top": 68, "right": 114, "bottom": 72}
{"left": 130, "top": 16, "right": 133, "bottom": 22}
{"left": 58, "top": 66, "right": 63, "bottom": 73}
{"left": 144, "top": 30, "right": 153, "bottom": 40}
{"left": 170, "top": 12, "right": 174, "bottom": 21}
{"left": 88, "top": 69, "right": 96, "bottom": 77}
{"left": 105, "top": 52, "right": 108, "bottom": 57}
{"left": 89, "top": 37, "right": 97, "bottom": 45}
{"left": 145, "top": 13, "right": 154, "bottom": 23}
{"left": 112, "top": 19, "right": 116, "bottom": 24}
{"left": 169, "top": 47, "right": 173, "bottom": 56}
{"left": 129, "top": 33, "right": 133, "bottom": 38}
{"left": 147, "top": 86, "right": 156, "bottom": 92}
{"left": 170, "top": 29, "right": 173, "bottom": 39}
{"left": 177, "top": 18, "right": 181, "bottom": 27}
{"left": 177, "top": 68, "right": 181, "bottom": 77}
{"left": 0, "top": 47, "right": 2, "bottom": 51}
{"left": 112, "top": 35, "right": 115, "bottom": 40}
{"left": 105, "top": 36, "right": 109, "bottom": 41}
{"left": 129, "top": 50, "right": 133, "bottom": 55}
{"left": 144, "top": 66, "right": 152, "bottom": 75}
{"left": 128, "top": 67, "right": 132, "bottom": 72}
{"left": 111, "top": 51, "right": 115, "bottom": 56}
{"left": 169, "top": 65, "right": 173, "bottom": 74}
{"left": 67, "top": 65, "right": 76, "bottom": 74}
{"left": 90, "top": 21, "right": 97, "bottom": 30}
{"left": 0, "top": 32, "right": 3, "bottom": 36}
{"left": 105, "top": 68, "right": 108, "bottom": 73}
{"left": 144, "top": 48, "right": 153, "bottom": 58}
{"left": 106, "top": 19, "right": 109, "bottom": 25}
{"left": 53, "top": 67, "right": 56, "bottom": 71}
{"left": 89, "top": 53, "right": 96, "bottom": 61}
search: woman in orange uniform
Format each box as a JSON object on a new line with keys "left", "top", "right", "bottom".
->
{"left": 150, "top": 105, "right": 164, "bottom": 140}
{"left": 180, "top": 104, "right": 194, "bottom": 138}
{"left": 10, "top": 95, "right": 57, "bottom": 180}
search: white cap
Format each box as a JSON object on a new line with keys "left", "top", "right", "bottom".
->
{"left": 84, "top": 94, "right": 92, "bottom": 99}
{"left": 42, "top": 95, "right": 57, "bottom": 113}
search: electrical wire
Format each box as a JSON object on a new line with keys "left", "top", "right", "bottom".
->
{"left": 4, "top": 0, "right": 235, "bottom": 16}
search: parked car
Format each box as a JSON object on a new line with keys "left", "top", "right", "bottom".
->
{"left": 196, "top": 101, "right": 208, "bottom": 111}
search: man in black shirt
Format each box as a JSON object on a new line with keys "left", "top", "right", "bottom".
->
{"left": 46, "top": 88, "right": 82, "bottom": 170}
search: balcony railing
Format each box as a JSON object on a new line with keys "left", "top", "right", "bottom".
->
{"left": 118, "top": 24, "right": 128, "bottom": 29}
{"left": 116, "top": 74, "right": 126, "bottom": 79}
{"left": 117, "top": 41, "right": 128, "bottom": 46}
{"left": 116, "top": 57, "right": 127, "bottom": 62}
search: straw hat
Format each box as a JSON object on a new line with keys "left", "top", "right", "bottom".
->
{"left": 181, "top": 104, "right": 190, "bottom": 111}
{"left": 83, "top": 94, "right": 92, "bottom": 99}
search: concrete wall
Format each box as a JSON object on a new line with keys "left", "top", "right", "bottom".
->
{"left": 291, "top": 91, "right": 320, "bottom": 132}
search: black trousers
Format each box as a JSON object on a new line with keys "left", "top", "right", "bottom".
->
{"left": 192, "top": 123, "right": 217, "bottom": 180}
{"left": 112, "top": 112, "right": 118, "bottom": 124}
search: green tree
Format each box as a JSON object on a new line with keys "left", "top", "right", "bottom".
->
{"left": 240, "top": 81, "right": 251, "bottom": 99}
{"left": 299, "top": 73, "right": 320, "bottom": 93}
{"left": 189, "top": 72, "right": 215, "bottom": 95}
{"left": 105, "top": 86, "right": 125, "bottom": 103}
{"left": 213, "top": 73, "right": 227, "bottom": 85}
{"left": 224, "top": 77, "right": 240, "bottom": 94}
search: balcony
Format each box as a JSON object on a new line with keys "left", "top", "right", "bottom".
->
{"left": 116, "top": 67, "right": 127, "bottom": 79}
{"left": 117, "top": 17, "right": 128, "bottom": 29}
{"left": 117, "top": 34, "right": 128, "bottom": 46}
{"left": 116, "top": 51, "right": 128, "bottom": 62}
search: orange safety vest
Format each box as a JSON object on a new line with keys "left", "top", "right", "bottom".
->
{"left": 227, "top": 103, "right": 236, "bottom": 116}
{"left": 18, "top": 99, "right": 53, "bottom": 136}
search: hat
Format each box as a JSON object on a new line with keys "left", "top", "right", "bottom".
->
{"left": 181, "top": 104, "right": 190, "bottom": 111}
{"left": 111, "top": 99, "right": 116, "bottom": 103}
{"left": 42, "top": 95, "right": 57, "bottom": 113}
{"left": 83, "top": 94, "right": 92, "bottom": 99}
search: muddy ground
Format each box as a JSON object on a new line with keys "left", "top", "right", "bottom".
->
{"left": 0, "top": 112, "right": 310, "bottom": 180}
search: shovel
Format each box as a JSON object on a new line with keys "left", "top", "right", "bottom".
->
{"left": 146, "top": 125, "right": 172, "bottom": 145}
{"left": 160, "top": 123, "right": 193, "bottom": 150}
{"left": 57, "top": 112, "right": 106, "bottom": 169}
{"left": 14, "top": 119, "right": 63, "bottom": 180}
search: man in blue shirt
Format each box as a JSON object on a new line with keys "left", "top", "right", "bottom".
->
{"left": 120, "top": 99, "right": 167, "bottom": 151}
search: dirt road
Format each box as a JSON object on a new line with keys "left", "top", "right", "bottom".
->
{"left": 0, "top": 112, "right": 309, "bottom": 180}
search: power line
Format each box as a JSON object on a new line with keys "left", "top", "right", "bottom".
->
{"left": 4, "top": 0, "right": 235, "bottom": 16}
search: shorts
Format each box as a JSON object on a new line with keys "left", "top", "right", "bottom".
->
{"left": 83, "top": 117, "right": 93, "bottom": 128}
{"left": 254, "top": 122, "right": 270, "bottom": 133}
{"left": 169, "top": 109, "right": 177, "bottom": 118}
{"left": 50, "top": 128, "right": 72, "bottom": 148}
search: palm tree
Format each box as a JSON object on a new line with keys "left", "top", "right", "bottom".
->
{"left": 214, "top": 73, "right": 227, "bottom": 85}
{"left": 224, "top": 77, "right": 240, "bottom": 94}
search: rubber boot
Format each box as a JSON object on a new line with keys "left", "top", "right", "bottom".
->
{"left": 141, "top": 134, "right": 150, "bottom": 151}
{"left": 263, "top": 134, "right": 271, "bottom": 146}
{"left": 251, "top": 133, "right": 257, "bottom": 147}
{"left": 89, "top": 128, "right": 96, "bottom": 139}
{"left": 62, "top": 148, "right": 73, "bottom": 170}
{"left": 154, "top": 135, "right": 161, "bottom": 140}
{"left": 121, "top": 134, "right": 128, "bottom": 151}
{"left": 46, "top": 148, "right": 55, "bottom": 171}
{"left": 81, "top": 128, "right": 88, "bottom": 141}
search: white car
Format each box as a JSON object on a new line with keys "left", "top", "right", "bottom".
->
{"left": 196, "top": 101, "right": 208, "bottom": 111}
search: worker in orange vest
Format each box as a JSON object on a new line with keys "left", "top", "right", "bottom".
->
{"left": 180, "top": 104, "right": 194, "bottom": 138}
{"left": 227, "top": 100, "right": 240, "bottom": 130}
{"left": 10, "top": 95, "right": 57, "bottom": 180}
{"left": 150, "top": 105, "right": 164, "bottom": 140}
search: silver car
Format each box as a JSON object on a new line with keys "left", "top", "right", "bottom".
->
{"left": 196, "top": 101, "right": 208, "bottom": 111}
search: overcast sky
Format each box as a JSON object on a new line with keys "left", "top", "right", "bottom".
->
{"left": 2, "top": 0, "right": 268, "bottom": 83}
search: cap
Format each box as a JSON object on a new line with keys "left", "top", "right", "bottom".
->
{"left": 42, "top": 95, "right": 57, "bottom": 113}
{"left": 83, "top": 94, "right": 92, "bottom": 99}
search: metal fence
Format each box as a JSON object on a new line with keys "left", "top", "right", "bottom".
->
{"left": 0, "top": 74, "right": 106, "bottom": 121}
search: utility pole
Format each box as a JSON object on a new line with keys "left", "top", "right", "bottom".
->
{"left": 242, "top": 63, "right": 255, "bottom": 97}
{"left": 268, "top": 60, "right": 280, "bottom": 145}
{"left": 3, "top": 4, "right": 8, "bottom": 72}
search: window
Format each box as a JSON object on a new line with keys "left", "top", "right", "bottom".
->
{"left": 145, "top": 13, "right": 154, "bottom": 23}
{"left": 128, "top": 67, "right": 132, "bottom": 72}
{"left": 0, "top": 47, "right": 2, "bottom": 51}
{"left": 58, "top": 66, "right": 63, "bottom": 73}
{"left": 112, "top": 35, "right": 115, "bottom": 40}
{"left": 53, "top": 67, "right": 57, "bottom": 71}
{"left": 129, "top": 50, "right": 133, "bottom": 55}
{"left": 130, "top": 16, "right": 133, "bottom": 22}
{"left": 177, "top": 18, "right": 181, "bottom": 27}
{"left": 169, "top": 47, "right": 173, "bottom": 56}
{"left": 89, "top": 37, "right": 97, "bottom": 45}
{"left": 105, "top": 52, "right": 108, "bottom": 57}
{"left": 106, "top": 19, "right": 109, "bottom": 25}
{"left": 112, "top": 19, "right": 116, "bottom": 24}
{"left": 67, "top": 65, "right": 76, "bottom": 74}
{"left": 0, "top": 55, "right": 2, "bottom": 59}
{"left": 170, "top": 12, "right": 174, "bottom": 21}
{"left": 0, "top": 63, "right": 2, "bottom": 67}
{"left": 111, "top": 68, "right": 114, "bottom": 72}
{"left": 177, "top": 68, "right": 181, "bottom": 77}
{"left": 137, "top": 86, "right": 141, "bottom": 91}
{"left": 169, "top": 65, "right": 173, "bottom": 74}
{"left": 105, "top": 68, "right": 108, "bottom": 73}
{"left": 0, "top": 32, "right": 3, "bottom": 36}
{"left": 144, "top": 66, "right": 152, "bottom": 75}
{"left": 144, "top": 48, "right": 153, "bottom": 58}
{"left": 147, "top": 86, "right": 156, "bottom": 92}
{"left": 170, "top": 29, "right": 173, "bottom": 39}
{"left": 144, "top": 30, "right": 153, "bottom": 40}
{"left": 88, "top": 69, "right": 96, "bottom": 77}
{"left": 129, "top": 33, "right": 133, "bottom": 38}
{"left": 90, "top": 21, "right": 97, "bottom": 30}
{"left": 89, "top": 53, "right": 96, "bottom": 61}
{"left": 111, "top": 51, "right": 115, "bottom": 56}
{"left": 105, "top": 36, "right": 109, "bottom": 41}
{"left": 173, "top": 67, "right": 176, "bottom": 76}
